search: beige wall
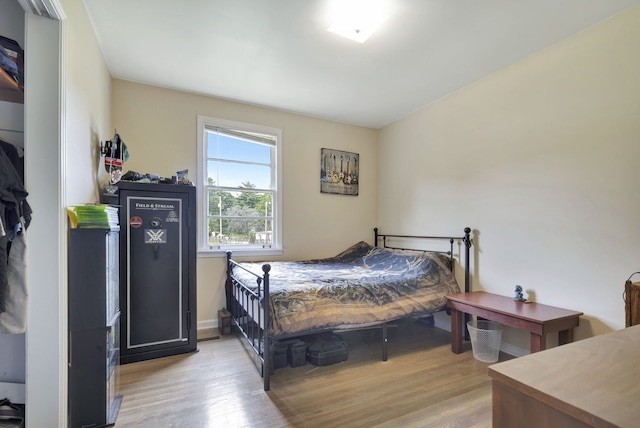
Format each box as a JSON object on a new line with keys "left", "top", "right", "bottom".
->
{"left": 63, "top": 0, "right": 113, "bottom": 205}
{"left": 112, "top": 80, "right": 378, "bottom": 326}
{"left": 378, "top": 6, "right": 640, "bottom": 353}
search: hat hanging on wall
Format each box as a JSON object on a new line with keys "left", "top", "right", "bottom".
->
{"left": 100, "top": 130, "right": 129, "bottom": 185}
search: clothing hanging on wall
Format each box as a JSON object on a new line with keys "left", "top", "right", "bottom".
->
{"left": 0, "top": 139, "right": 30, "bottom": 333}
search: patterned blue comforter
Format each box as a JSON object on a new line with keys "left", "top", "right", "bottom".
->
{"left": 233, "top": 241, "right": 461, "bottom": 336}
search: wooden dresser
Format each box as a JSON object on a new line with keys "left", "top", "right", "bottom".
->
{"left": 488, "top": 324, "right": 640, "bottom": 428}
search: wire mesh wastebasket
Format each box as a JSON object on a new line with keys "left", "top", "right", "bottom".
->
{"left": 467, "top": 320, "right": 503, "bottom": 363}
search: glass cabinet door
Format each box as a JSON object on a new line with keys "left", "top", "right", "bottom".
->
{"left": 106, "top": 315, "right": 121, "bottom": 425}
{"left": 106, "top": 231, "right": 120, "bottom": 322}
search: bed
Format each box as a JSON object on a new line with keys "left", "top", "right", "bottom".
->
{"left": 225, "top": 227, "right": 472, "bottom": 391}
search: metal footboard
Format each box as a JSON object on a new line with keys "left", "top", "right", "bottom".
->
{"left": 226, "top": 253, "right": 272, "bottom": 390}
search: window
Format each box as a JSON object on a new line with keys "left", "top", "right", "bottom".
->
{"left": 197, "top": 116, "right": 282, "bottom": 256}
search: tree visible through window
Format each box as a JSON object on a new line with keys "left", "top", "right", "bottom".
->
{"left": 197, "top": 116, "right": 281, "bottom": 254}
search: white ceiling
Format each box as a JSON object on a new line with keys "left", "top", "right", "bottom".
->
{"left": 84, "top": 0, "right": 640, "bottom": 129}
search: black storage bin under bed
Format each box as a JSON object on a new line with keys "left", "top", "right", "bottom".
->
{"left": 271, "top": 338, "right": 307, "bottom": 372}
{"left": 303, "top": 332, "right": 348, "bottom": 366}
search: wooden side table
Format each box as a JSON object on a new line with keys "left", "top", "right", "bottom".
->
{"left": 446, "top": 291, "right": 582, "bottom": 354}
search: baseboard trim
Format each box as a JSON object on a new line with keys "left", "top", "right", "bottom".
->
{"left": 198, "top": 319, "right": 216, "bottom": 330}
{"left": 197, "top": 319, "right": 219, "bottom": 340}
{"left": 498, "top": 341, "right": 528, "bottom": 358}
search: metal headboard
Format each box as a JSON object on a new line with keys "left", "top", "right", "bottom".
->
{"left": 374, "top": 227, "right": 472, "bottom": 293}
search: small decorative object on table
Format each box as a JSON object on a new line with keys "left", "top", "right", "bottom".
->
{"left": 514, "top": 285, "right": 526, "bottom": 302}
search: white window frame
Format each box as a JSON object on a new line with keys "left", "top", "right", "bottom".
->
{"left": 196, "top": 115, "right": 283, "bottom": 257}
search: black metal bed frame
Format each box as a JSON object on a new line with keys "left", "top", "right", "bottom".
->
{"left": 225, "top": 227, "right": 472, "bottom": 391}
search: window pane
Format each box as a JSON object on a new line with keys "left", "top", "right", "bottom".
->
{"left": 208, "top": 190, "right": 272, "bottom": 217}
{"left": 228, "top": 191, "right": 271, "bottom": 215}
{"left": 207, "top": 218, "right": 272, "bottom": 246}
{"left": 207, "top": 160, "right": 272, "bottom": 189}
{"left": 199, "top": 116, "right": 280, "bottom": 252}
{"left": 207, "top": 132, "right": 272, "bottom": 164}
{"left": 255, "top": 220, "right": 272, "bottom": 245}
{"left": 207, "top": 189, "right": 237, "bottom": 215}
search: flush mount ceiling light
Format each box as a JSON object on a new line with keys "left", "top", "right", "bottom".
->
{"left": 327, "top": 0, "right": 389, "bottom": 43}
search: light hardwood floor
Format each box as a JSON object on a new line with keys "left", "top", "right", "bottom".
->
{"left": 116, "top": 319, "right": 504, "bottom": 427}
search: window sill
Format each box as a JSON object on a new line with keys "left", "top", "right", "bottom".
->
{"left": 197, "top": 248, "right": 284, "bottom": 259}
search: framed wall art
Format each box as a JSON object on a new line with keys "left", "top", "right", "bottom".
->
{"left": 320, "top": 148, "right": 359, "bottom": 196}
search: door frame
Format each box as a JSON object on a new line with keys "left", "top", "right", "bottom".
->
{"left": 20, "top": 0, "right": 68, "bottom": 426}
